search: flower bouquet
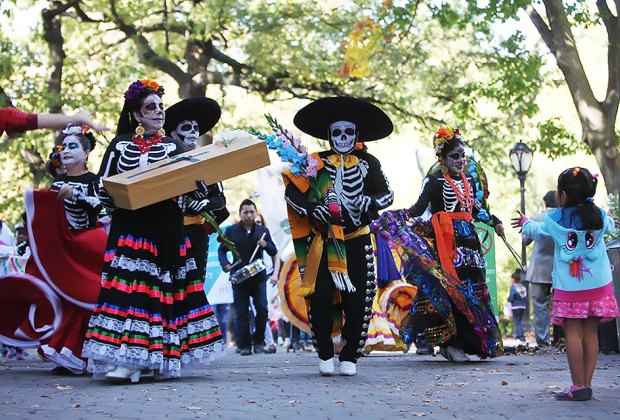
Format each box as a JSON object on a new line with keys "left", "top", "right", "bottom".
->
{"left": 250, "top": 115, "right": 344, "bottom": 259}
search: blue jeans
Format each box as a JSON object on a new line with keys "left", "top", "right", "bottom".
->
{"left": 531, "top": 283, "right": 552, "bottom": 345}
{"left": 232, "top": 276, "right": 268, "bottom": 350}
{"left": 512, "top": 308, "right": 526, "bottom": 341}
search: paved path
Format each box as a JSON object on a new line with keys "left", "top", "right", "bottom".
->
{"left": 1, "top": 348, "right": 619, "bottom": 419}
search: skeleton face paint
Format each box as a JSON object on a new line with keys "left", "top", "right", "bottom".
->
{"left": 442, "top": 144, "right": 466, "bottom": 175}
{"left": 60, "top": 135, "right": 87, "bottom": 169}
{"left": 329, "top": 120, "right": 357, "bottom": 154}
{"left": 134, "top": 93, "right": 165, "bottom": 133}
{"left": 174, "top": 119, "right": 200, "bottom": 150}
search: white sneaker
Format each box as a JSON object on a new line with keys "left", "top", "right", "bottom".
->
{"left": 318, "top": 357, "right": 335, "bottom": 376}
{"left": 339, "top": 361, "right": 357, "bottom": 376}
{"left": 446, "top": 346, "right": 470, "bottom": 362}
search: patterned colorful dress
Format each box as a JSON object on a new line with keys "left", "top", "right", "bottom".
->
{"left": 82, "top": 134, "right": 224, "bottom": 377}
{"left": 372, "top": 170, "right": 501, "bottom": 358}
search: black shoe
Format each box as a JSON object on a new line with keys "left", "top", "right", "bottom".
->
{"left": 239, "top": 348, "right": 252, "bottom": 356}
{"left": 253, "top": 344, "right": 265, "bottom": 354}
{"left": 51, "top": 366, "right": 74, "bottom": 376}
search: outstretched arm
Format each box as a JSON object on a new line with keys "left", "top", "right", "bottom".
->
{"left": 37, "top": 110, "right": 109, "bottom": 132}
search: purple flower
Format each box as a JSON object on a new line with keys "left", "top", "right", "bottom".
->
{"left": 124, "top": 81, "right": 145, "bottom": 101}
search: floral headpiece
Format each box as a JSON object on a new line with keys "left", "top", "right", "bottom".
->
{"left": 124, "top": 79, "right": 164, "bottom": 101}
{"left": 61, "top": 123, "right": 90, "bottom": 139}
{"left": 433, "top": 126, "right": 461, "bottom": 155}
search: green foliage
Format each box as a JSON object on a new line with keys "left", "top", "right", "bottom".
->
{"left": 536, "top": 118, "right": 586, "bottom": 158}
{"left": 605, "top": 194, "right": 620, "bottom": 243}
{"left": 0, "top": 0, "right": 612, "bottom": 225}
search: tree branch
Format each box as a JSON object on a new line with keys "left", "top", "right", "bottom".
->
{"left": 597, "top": 0, "right": 619, "bottom": 115}
{"left": 524, "top": 4, "right": 555, "bottom": 53}
{"left": 108, "top": 0, "right": 189, "bottom": 85}
{"left": 73, "top": 2, "right": 108, "bottom": 23}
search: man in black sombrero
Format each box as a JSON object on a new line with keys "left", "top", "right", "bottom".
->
{"left": 164, "top": 97, "right": 229, "bottom": 282}
{"left": 284, "top": 96, "right": 394, "bottom": 376}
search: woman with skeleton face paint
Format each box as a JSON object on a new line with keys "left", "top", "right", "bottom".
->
{"left": 82, "top": 80, "right": 225, "bottom": 383}
{"left": 51, "top": 124, "right": 101, "bottom": 229}
{"left": 284, "top": 97, "right": 394, "bottom": 377}
{"left": 375, "top": 127, "right": 504, "bottom": 362}
{"left": 0, "top": 124, "right": 107, "bottom": 375}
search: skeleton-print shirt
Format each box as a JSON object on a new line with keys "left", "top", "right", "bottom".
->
{"left": 97, "top": 134, "right": 184, "bottom": 209}
{"left": 51, "top": 172, "right": 102, "bottom": 230}
{"left": 285, "top": 149, "right": 393, "bottom": 232}
{"left": 409, "top": 170, "right": 500, "bottom": 226}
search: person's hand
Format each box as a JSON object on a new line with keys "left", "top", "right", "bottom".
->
{"left": 269, "top": 274, "right": 278, "bottom": 285}
{"left": 311, "top": 205, "right": 330, "bottom": 225}
{"left": 510, "top": 210, "right": 528, "bottom": 232}
{"left": 223, "top": 264, "right": 232, "bottom": 273}
{"left": 187, "top": 198, "right": 210, "bottom": 213}
{"left": 56, "top": 184, "right": 74, "bottom": 201}
{"left": 192, "top": 180, "right": 210, "bottom": 200}
{"left": 72, "top": 110, "right": 109, "bottom": 132}
{"left": 351, "top": 195, "right": 373, "bottom": 214}
{"left": 258, "top": 239, "right": 267, "bottom": 249}
{"left": 494, "top": 223, "right": 505, "bottom": 239}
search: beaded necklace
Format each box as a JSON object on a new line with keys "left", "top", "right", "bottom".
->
{"left": 444, "top": 171, "right": 473, "bottom": 213}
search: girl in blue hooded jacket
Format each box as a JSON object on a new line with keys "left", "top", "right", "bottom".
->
{"left": 513, "top": 167, "right": 619, "bottom": 401}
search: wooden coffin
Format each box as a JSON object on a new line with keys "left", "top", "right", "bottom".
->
{"left": 103, "top": 136, "right": 269, "bottom": 210}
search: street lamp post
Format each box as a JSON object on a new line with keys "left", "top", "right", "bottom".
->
{"left": 509, "top": 142, "right": 533, "bottom": 267}
{"left": 509, "top": 141, "right": 533, "bottom": 333}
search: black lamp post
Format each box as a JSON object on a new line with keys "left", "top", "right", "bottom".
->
{"left": 509, "top": 142, "right": 533, "bottom": 267}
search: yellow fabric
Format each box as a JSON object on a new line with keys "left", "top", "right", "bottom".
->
{"left": 298, "top": 224, "right": 370, "bottom": 297}
{"left": 184, "top": 215, "right": 205, "bottom": 226}
{"left": 344, "top": 226, "right": 370, "bottom": 240}
{"left": 326, "top": 153, "right": 360, "bottom": 169}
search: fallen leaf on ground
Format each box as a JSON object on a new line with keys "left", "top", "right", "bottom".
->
{"left": 501, "top": 380, "right": 508, "bottom": 386}
{"left": 332, "top": 400, "right": 344, "bottom": 404}
{"left": 186, "top": 406, "right": 202, "bottom": 410}
{"left": 72, "top": 404, "right": 80, "bottom": 408}
{"left": 413, "top": 412, "right": 426, "bottom": 417}
{"left": 56, "top": 385, "right": 73, "bottom": 391}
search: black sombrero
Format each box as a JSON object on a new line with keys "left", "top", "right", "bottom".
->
{"left": 293, "top": 96, "right": 393, "bottom": 141}
{"left": 164, "top": 97, "right": 221, "bottom": 136}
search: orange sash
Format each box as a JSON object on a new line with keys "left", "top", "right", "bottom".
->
{"left": 431, "top": 211, "right": 472, "bottom": 281}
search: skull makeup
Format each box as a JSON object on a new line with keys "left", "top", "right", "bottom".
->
{"left": 173, "top": 119, "right": 200, "bottom": 150}
{"left": 60, "top": 135, "right": 88, "bottom": 170}
{"left": 133, "top": 93, "right": 165, "bottom": 133}
{"left": 329, "top": 120, "right": 357, "bottom": 154}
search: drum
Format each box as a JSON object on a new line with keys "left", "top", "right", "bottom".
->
{"left": 229, "top": 260, "right": 266, "bottom": 285}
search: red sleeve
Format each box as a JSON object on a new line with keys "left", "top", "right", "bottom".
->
{"left": 0, "top": 107, "right": 38, "bottom": 136}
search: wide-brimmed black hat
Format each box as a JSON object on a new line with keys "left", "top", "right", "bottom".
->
{"left": 293, "top": 96, "right": 393, "bottom": 141}
{"left": 164, "top": 97, "right": 221, "bottom": 136}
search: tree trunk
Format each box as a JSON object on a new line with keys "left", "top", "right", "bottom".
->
{"left": 527, "top": 1, "right": 620, "bottom": 198}
{"left": 178, "top": 80, "right": 208, "bottom": 99}
{"left": 587, "top": 122, "right": 620, "bottom": 202}
{"left": 42, "top": 2, "right": 66, "bottom": 114}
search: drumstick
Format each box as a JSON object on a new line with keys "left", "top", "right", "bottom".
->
{"left": 249, "top": 232, "right": 267, "bottom": 262}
